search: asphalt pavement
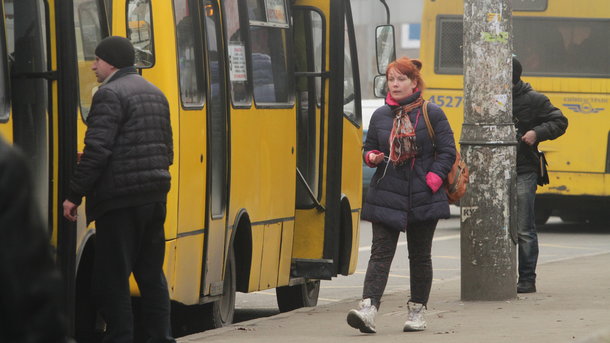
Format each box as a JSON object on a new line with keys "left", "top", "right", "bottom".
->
{"left": 178, "top": 251, "right": 610, "bottom": 343}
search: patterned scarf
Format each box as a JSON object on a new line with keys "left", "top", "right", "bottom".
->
{"left": 388, "top": 95, "right": 424, "bottom": 166}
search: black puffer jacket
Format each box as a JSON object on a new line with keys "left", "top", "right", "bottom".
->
{"left": 0, "top": 137, "right": 69, "bottom": 343}
{"left": 513, "top": 81, "right": 568, "bottom": 175}
{"left": 68, "top": 67, "right": 173, "bottom": 222}
{"left": 361, "top": 92, "right": 456, "bottom": 231}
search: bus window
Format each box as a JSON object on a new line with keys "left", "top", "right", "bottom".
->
{"left": 247, "top": 0, "right": 288, "bottom": 27}
{"left": 343, "top": 20, "right": 357, "bottom": 124}
{"left": 311, "top": 12, "right": 323, "bottom": 105}
{"left": 204, "top": 0, "right": 228, "bottom": 218}
{"left": 248, "top": 0, "right": 292, "bottom": 105}
{"left": 0, "top": 5, "right": 9, "bottom": 122}
{"left": 6, "top": 0, "right": 50, "bottom": 222}
{"left": 514, "top": 18, "right": 610, "bottom": 77}
{"left": 103, "top": 0, "right": 113, "bottom": 34}
{"left": 223, "top": 0, "right": 251, "bottom": 106}
{"left": 127, "top": 0, "right": 154, "bottom": 68}
{"left": 435, "top": 16, "right": 610, "bottom": 78}
{"left": 434, "top": 16, "right": 463, "bottom": 75}
{"left": 294, "top": 8, "right": 324, "bottom": 207}
{"left": 74, "top": 0, "right": 104, "bottom": 121}
{"left": 174, "top": 0, "right": 205, "bottom": 107}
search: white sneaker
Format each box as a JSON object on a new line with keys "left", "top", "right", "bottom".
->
{"left": 346, "top": 298, "right": 377, "bottom": 333}
{"left": 403, "top": 301, "right": 427, "bottom": 331}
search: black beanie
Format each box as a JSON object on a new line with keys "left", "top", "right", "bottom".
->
{"left": 512, "top": 57, "right": 522, "bottom": 85}
{"left": 95, "top": 36, "right": 135, "bottom": 69}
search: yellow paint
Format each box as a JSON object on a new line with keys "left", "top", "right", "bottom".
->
{"left": 348, "top": 211, "right": 361, "bottom": 274}
{"left": 293, "top": 208, "right": 325, "bottom": 259}
{"left": 259, "top": 223, "right": 282, "bottom": 290}
{"left": 277, "top": 221, "right": 295, "bottom": 286}
{"left": 172, "top": 234, "right": 204, "bottom": 304}
{"left": 0, "top": 116, "right": 13, "bottom": 142}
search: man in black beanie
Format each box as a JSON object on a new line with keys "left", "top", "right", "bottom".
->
{"left": 63, "top": 36, "right": 175, "bottom": 343}
{"left": 512, "top": 57, "right": 568, "bottom": 294}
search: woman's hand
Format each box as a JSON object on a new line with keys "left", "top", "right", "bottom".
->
{"left": 367, "top": 151, "right": 385, "bottom": 166}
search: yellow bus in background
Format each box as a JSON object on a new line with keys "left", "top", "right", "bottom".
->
{"left": 1, "top": 0, "right": 371, "bottom": 339}
{"left": 419, "top": 0, "right": 610, "bottom": 224}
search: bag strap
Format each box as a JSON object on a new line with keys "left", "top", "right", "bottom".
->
{"left": 421, "top": 100, "right": 436, "bottom": 149}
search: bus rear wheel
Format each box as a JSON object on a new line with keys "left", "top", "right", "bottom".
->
{"left": 276, "top": 280, "right": 320, "bottom": 312}
{"left": 202, "top": 246, "right": 236, "bottom": 329}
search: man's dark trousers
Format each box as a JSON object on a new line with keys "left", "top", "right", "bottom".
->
{"left": 93, "top": 202, "right": 175, "bottom": 343}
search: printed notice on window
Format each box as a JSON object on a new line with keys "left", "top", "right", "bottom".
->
{"left": 265, "top": 0, "right": 286, "bottom": 24}
{"left": 228, "top": 44, "right": 247, "bottom": 81}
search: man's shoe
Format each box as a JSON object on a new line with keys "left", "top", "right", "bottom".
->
{"left": 403, "top": 301, "right": 427, "bottom": 332}
{"left": 347, "top": 298, "right": 377, "bottom": 333}
{"left": 517, "top": 281, "right": 536, "bottom": 293}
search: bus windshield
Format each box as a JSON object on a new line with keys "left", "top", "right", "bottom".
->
{"left": 435, "top": 16, "right": 610, "bottom": 78}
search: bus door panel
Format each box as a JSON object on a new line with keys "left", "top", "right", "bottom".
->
{"left": 202, "top": 0, "right": 229, "bottom": 296}
{"left": 291, "top": 3, "right": 334, "bottom": 271}
{"left": 6, "top": 0, "right": 51, "bottom": 229}
{"left": 172, "top": 0, "right": 208, "bottom": 303}
{"left": 0, "top": 6, "right": 12, "bottom": 140}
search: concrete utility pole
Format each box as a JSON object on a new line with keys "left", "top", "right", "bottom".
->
{"left": 460, "top": 0, "right": 517, "bottom": 300}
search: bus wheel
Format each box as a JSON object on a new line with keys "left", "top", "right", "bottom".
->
{"left": 202, "top": 246, "right": 236, "bottom": 329}
{"left": 276, "top": 280, "right": 320, "bottom": 312}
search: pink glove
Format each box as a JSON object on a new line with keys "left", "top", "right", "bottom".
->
{"left": 426, "top": 172, "right": 443, "bottom": 193}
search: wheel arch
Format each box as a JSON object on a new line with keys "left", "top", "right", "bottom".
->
{"left": 338, "top": 194, "right": 354, "bottom": 276}
{"left": 230, "top": 209, "right": 253, "bottom": 292}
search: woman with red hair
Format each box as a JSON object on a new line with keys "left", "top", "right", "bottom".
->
{"left": 347, "top": 57, "right": 456, "bottom": 334}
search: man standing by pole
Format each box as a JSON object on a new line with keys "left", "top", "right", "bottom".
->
{"left": 62, "top": 36, "right": 175, "bottom": 343}
{"left": 512, "top": 57, "right": 567, "bottom": 293}
{"left": 461, "top": 0, "right": 517, "bottom": 300}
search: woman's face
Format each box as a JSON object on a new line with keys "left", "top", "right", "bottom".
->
{"left": 387, "top": 68, "right": 417, "bottom": 102}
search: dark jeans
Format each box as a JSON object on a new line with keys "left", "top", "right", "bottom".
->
{"left": 362, "top": 220, "right": 437, "bottom": 309}
{"left": 517, "top": 172, "right": 539, "bottom": 283}
{"left": 93, "top": 202, "right": 175, "bottom": 343}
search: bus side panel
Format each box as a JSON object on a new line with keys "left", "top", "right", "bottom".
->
{"left": 347, "top": 211, "right": 360, "bottom": 274}
{"left": 341, "top": 118, "right": 363, "bottom": 208}
{"left": 277, "top": 220, "right": 294, "bottom": 286}
{"left": 293, "top": 209, "right": 325, "bottom": 259}
{"left": 172, "top": 235, "right": 204, "bottom": 304}
{"left": 0, "top": 115, "right": 13, "bottom": 141}
{"left": 259, "top": 223, "right": 282, "bottom": 289}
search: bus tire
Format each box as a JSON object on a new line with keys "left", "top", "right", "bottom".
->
{"left": 276, "top": 280, "right": 320, "bottom": 312}
{"left": 535, "top": 208, "right": 551, "bottom": 226}
{"left": 202, "top": 245, "right": 236, "bottom": 329}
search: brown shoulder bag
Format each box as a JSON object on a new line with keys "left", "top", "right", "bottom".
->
{"left": 422, "top": 101, "right": 469, "bottom": 204}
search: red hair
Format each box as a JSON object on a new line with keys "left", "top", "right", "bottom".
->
{"left": 386, "top": 57, "right": 425, "bottom": 90}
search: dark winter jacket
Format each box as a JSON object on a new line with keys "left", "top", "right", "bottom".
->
{"left": 67, "top": 67, "right": 173, "bottom": 222}
{"left": 512, "top": 81, "right": 568, "bottom": 175}
{"left": 361, "top": 92, "right": 456, "bottom": 231}
{"left": 0, "top": 137, "right": 69, "bottom": 343}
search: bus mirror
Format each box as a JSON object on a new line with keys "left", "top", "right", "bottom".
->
{"left": 375, "top": 25, "right": 396, "bottom": 75}
{"left": 373, "top": 75, "right": 387, "bottom": 98}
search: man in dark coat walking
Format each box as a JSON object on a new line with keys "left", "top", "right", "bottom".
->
{"left": 62, "top": 36, "right": 175, "bottom": 343}
{"left": 512, "top": 57, "right": 568, "bottom": 293}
